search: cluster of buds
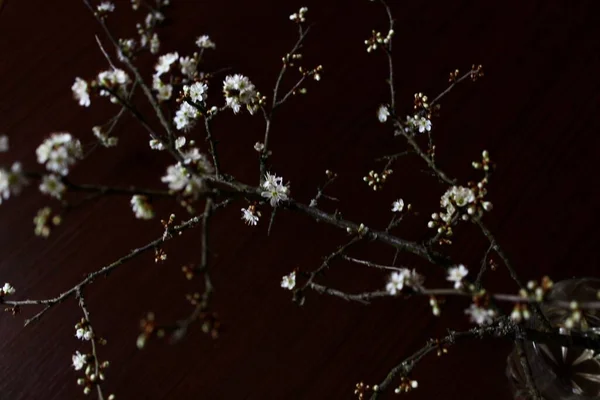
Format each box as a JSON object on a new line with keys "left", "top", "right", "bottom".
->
{"left": 154, "top": 248, "right": 167, "bottom": 263}
{"left": 564, "top": 301, "right": 583, "bottom": 329}
{"left": 299, "top": 64, "right": 324, "bottom": 82}
{"left": 199, "top": 311, "right": 221, "bottom": 339}
{"left": 76, "top": 358, "right": 111, "bottom": 396}
{"left": 448, "top": 69, "right": 461, "bottom": 83}
{"left": 282, "top": 52, "right": 303, "bottom": 67}
{"left": 510, "top": 303, "right": 532, "bottom": 323}
{"left": 347, "top": 223, "right": 369, "bottom": 236}
{"left": 429, "top": 296, "right": 441, "bottom": 316}
{"left": 520, "top": 276, "right": 554, "bottom": 302}
{"left": 289, "top": 6, "right": 308, "bottom": 23}
{"left": 431, "top": 338, "right": 449, "bottom": 356}
{"left": 470, "top": 64, "right": 484, "bottom": 81}
{"left": 428, "top": 178, "right": 493, "bottom": 236}
{"left": 161, "top": 213, "right": 176, "bottom": 241}
{"left": 413, "top": 92, "right": 429, "bottom": 111}
{"left": 181, "top": 263, "right": 197, "bottom": 280}
{"left": 394, "top": 377, "right": 419, "bottom": 394}
{"left": 363, "top": 169, "right": 393, "bottom": 191}
{"left": 33, "top": 207, "right": 61, "bottom": 238}
{"left": 354, "top": 382, "right": 375, "bottom": 399}
{"left": 137, "top": 312, "right": 165, "bottom": 349}
{"left": 471, "top": 150, "right": 494, "bottom": 174}
{"left": 365, "top": 29, "right": 394, "bottom": 52}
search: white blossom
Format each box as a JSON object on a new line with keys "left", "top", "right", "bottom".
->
{"left": 1, "top": 283, "right": 15, "bottom": 295}
{"left": 71, "top": 78, "right": 90, "bottom": 107}
{"left": 184, "top": 82, "right": 208, "bottom": 103}
{"left": 465, "top": 304, "right": 496, "bottom": 326}
{"left": 175, "top": 136, "right": 186, "bottom": 149}
{"left": 72, "top": 351, "right": 87, "bottom": 370}
{"left": 261, "top": 172, "right": 289, "bottom": 207}
{"left": 75, "top": 326, "right": 93, "bottom": 341}
{"left": 174, "top": 102, "right": 200, "bottom": 131}
{"left": 447, "top": 264, "right": 468, "bottom": 289}
{"left": 281, "top": 271, "right": 296, "bottom": 290}
{"left": 391, "top": 199, "right": 404, "bottom": 213}
{"left": 195, "top": 35, "right": 216, "bottom": 49}
{"left": 92, "top": 126, "right": 118, "bottom": 147}
{"left": 289, "top": 7, "right": 308, "bottom": 23}
{"left": 96, "top": 69, "right": 131, "bottom": 103}
{"left": 438, "top": 186, "right": 475, "bottom": 222}
{"left": 0, "top": 162, "right": 28, "bottom": 204}
{"left": 223, "top": 74, "right": 257, "bottom": 114}
{"left": 415, "top": 116, "right": 432, "bottom": 133}
{"left": 0, "top": 135, "right": 8, "bottom": 152}
{"left": 39, "top": 174, "right": 66, "bottom": 200}
{"left": 130, "top": 195, "right": 154, "bottom": 220}
{"left": 386, "top": 270, "right": 408, "bottom": 295}
{"left": 179, "top": 56, "right": 198, "bottom": 79}
{"left": 161, "top": 160, "right": 212, "bottom": 198}
{"left": 377, "top": 105, "right": 390, "bottom": 123}
{"left": 36, "top": 133, "right": 83, "bottom": 176}
{"left": 97, "top": 2, "right": 115, "bottom": 13}
{"left": 241, "top": 207, "right": 259, "bottom": 226}
{"left": 150, "top": 33, "right": 160, "bottom": 54}
{"left": 154, "top": 52, "right": 179, "bottom": 76}
{"left": 149, "top": 139, "right": 165, "bottom": 150}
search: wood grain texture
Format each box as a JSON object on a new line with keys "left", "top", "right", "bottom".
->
{"left": 0, "top": 1, "right": 598, "bottom": 399}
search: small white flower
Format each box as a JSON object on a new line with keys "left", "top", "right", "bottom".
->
{"left": 415, "top": 116, "right": 432, "bottom": 133}
{"left": 223, "top": 74, "right": 257, "bottom": 114}
{"left": 71, "top": 78, "right": 90, "bottom": 107}
{"left": 465, "top": 304, "right": 496, "bottom": 325}
{"left": 155, "top": 52, "right": 179, "bottom": 76}
{"left": 0, "top": 162, "right": 28, "bottom": 204}
{"left": 195, "top": 35, "right": 216, "bottom": 49}
{"left": 175, "top": 136, "right": 186, "bottom": 149}
{"left": 161, "top": 161, "right": 212, "bottom": 199}
{"left": 0, "top": 135, "right": 8, "bottom": 152}
{"left": 289, "top": 7, "right": 308, "bottom": 23}
{"left": 130, "top": 195, "right": 154, "bottom": 220}
{"left": 96, "top": 69, "right": 131, "bottom": 103}
{"left": 391, "top": 199, "right": 404, "bottom": 213}
{"left": 447, "top": 264, "right": 468, "bottom": 289}
{"left": 184, "top": 82, "right": 208, "bottom": 103}
{"left": 281, "top": 271, "right": 296, "bottom": 290}
{"left": 386, "top": 270, "right": 408, "bottom": 295}
{"left": 377, "top": 105, "right": 390, "bottom": 123}
{"left": 97, "top": 1, "right": 115, "bottom": 13}
{"left": 39, "top": 174, "right": 66, "bottom": 200}
{"left": 150, "top": 33, "right": 160, "bottom": 54}
{"left": 75, "top": 326, "right": 93, "bottom": 341}
{"left": 153, "top": 75, "right": 173, "bottom": 101}
{"left": 179, "top": 56, "right": 198, "bottom": 79}
{"left": 241, "top": 207, "right": 259, "bottom": 226}
{"left": 2, "top": 283, "right": 15, "bottom": 295}
{"left": 72, "top": 351, "right": 87, "bottom": 370}
{"left": 260, "top": 172, "right": 289, "bottom": 207}
{"left": 254, "top": 142, "right": 265, "bottom": 152}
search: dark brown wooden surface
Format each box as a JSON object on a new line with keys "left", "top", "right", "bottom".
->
{"left": 0, "top": 1, "right": 599, "bottom": 399}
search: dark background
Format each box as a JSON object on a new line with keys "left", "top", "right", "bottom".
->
{"left": 0, "top": 0, "right": 599, "bottom": 399}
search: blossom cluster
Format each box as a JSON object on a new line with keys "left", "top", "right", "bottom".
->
{"left": 0, "top": 282, "right": 15, "bottom": 296}
{"left": 385, "top": 268, "right": 424, "bottom": 295}
{"left": 36, "top": 133, "right": 83, "bottom": 176}
{"left": 223, "top": 74, "right": 259, "bottom": 114}
{"left": 0, "top": 162, "right": 27, "bottom": 204}
{"left": 130, "top": 195, "right": 155, "bottom": 220}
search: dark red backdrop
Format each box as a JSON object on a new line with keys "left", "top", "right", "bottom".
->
{"left": 0, "top": 0, "right": 598, "bottom": 399}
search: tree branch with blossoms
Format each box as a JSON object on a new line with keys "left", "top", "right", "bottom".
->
{"left": 0, "top": 1, "right": 598, "bottom": 399}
